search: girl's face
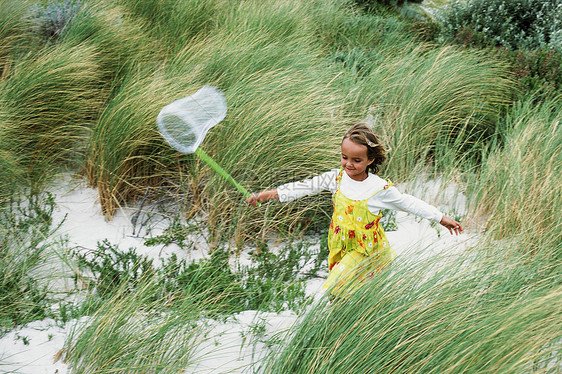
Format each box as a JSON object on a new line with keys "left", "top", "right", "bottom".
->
{"left": 341, "top": 138, "right": 374, "bottom": 181}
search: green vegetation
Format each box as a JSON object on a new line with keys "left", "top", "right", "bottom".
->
{"left": 0, "top": 0, "right": 560, "bottom": 372}
{"left": 470, "top": 94, "right": 562, "bottom": 254}
{"left": 439, "top": 0, "right": 562, "bottom": 51}
{"left": 0, "top": 192, "right": 57, "bottom": 333}
{"left": 437, "top": 0, "right": 562, "bottom": 96}
{"left": 72, "top": 237, "right": 324, "bottom": 316}
{"left": 262, "top": 246, "right": 561, "bottom": 373}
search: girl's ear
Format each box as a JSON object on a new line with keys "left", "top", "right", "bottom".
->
{"left": 367, "top": 157, "right": 375, "bottom": 166}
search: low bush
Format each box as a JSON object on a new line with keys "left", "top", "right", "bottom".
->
{"left": 354, "top": 0, "right": 424, "bottom": 13}
{"left": 73, "top": 234, "right": 326, "bottom": 316}
{"left": 29, "top": 0, "right": 83, "bottom": 43}
{"left": 436, "top": 0, "right": 562, "bottom": 95}
{"left": 0, "top": 192, "right": 57, "bottom": 334}
{"left": 438, "top": 0, "right": 562, "bottom": 52}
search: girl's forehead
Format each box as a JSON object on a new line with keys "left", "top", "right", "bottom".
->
{"left": 341, "top": 138, "right": 368, "bottom": 157}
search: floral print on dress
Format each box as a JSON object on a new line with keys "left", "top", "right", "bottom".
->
{"left": 327, "top": 168, "right": 396, "bottom": 283}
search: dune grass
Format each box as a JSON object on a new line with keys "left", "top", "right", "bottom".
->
{"left": 0, "top": 0, "right": 30, "bottom": 80}
{"left": 79, "top": 0, "right": 515, "bottom": 244}
{"left": 82, "top": 0, "right": 348, "bottom": 241}
{"left": 62, "top": 277, "right": 209, "bottom": 373}
{"left": 470, "top": 94, "right": 562, "bottom": 255}
{"left": 262, "top": 244, "right": 561, "bottom": 373}
{"left": 0, "top": 42, "right": 104, "bottom": 187}
{"left": 84, "top": 69, "right": 191, "bottom": 216}
{"left": 344, "top": 45, "right": 514, "bottom": 179}
{"left": 62, "top": 1, "right": 161, "bottom": 94}
{"left": 110, "top": 0, "right": 216, "bottom": 55}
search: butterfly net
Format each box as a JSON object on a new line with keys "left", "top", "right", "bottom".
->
{"left": 157, "top": 85, "right": 227, "bottom": 154}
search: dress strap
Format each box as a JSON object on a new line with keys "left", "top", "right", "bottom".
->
{"left": 335, "top": 168, "right": 344, "bottom": 186}
{"left": 368, "top": 179, "right": 394, "bottom": 198}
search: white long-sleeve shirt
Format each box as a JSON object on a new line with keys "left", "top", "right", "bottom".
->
{"left": 276, "top": 169, "right": 443, "bottom": 223}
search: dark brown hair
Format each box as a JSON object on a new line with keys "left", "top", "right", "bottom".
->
{"left": 343, "top": 122, "right": 387, "bottom": 174}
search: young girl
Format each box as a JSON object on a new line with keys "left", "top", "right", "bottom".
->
{"left": 247, "top": 123, "right": 463, "bottom": 296}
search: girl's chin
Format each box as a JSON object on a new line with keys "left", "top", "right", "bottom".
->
{"left": 344, "top": 169, "right": 367, "bottom": 180}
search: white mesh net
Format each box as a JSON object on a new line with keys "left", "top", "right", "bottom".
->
{"left": 157, "top": 85, "right": 227, "bottom": 154}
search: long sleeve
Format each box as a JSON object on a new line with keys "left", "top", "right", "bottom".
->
{"left": 277, "top": 169, "right": 338, "bottom": 202}
{"left": 368, "top": 187, "right": 443, "bottom": 223}
{"left": 276, "top": 169, "right": 443, "bottom": 223}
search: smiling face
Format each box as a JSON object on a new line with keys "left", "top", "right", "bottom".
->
{"left": 340, "top": 138, "right": 374, "bottom": 181}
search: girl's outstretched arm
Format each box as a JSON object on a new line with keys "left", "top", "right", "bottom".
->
{"left": 246, "top": 189, "right": 279, "bottom": 207}
{"left": 440, "top": 216, "right": 463, "bottom": 235}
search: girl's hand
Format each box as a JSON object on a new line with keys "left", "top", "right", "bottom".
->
{"left": 246, "top": 193, "right": 261, "bottom": 207}
{"left": 246, "top": 189, "right": 279, "bottom": 207}
{"left": 440, "top": 216, "right": 463, "bottom": 235}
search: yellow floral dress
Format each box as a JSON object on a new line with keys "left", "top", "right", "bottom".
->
{"left": 323, "top": 169, "right": 396, "bottom": 296}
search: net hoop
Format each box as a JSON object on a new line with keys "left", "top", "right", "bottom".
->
{"left": 157, "top": 85, "right": 227, "bottom": 154}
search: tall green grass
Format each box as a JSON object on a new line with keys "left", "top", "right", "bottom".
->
{"left": 62, "top": 1, "right": 160, "bottom": 93}
{"left": 0, "top": 0, "right": 29, "bottom": 79}
{"left": 1, "top": 1, "right": 560, "bottom": 372}
{"left": 262, "top": 245, "right": 561, "bottom": 373}
{"left": 110, "top": 0, "right": 216, "bottom": 54}
{"left": 345, "top": 45, "right": 514, "bottom": 179}
{"left": 0, "top": 43, "right": 103, "bottom": 185}
{"left": 85, "top": 69, "right": 188, "bottom": 216}
{"left": 80, "top": 0, "right": 518, "bottom": 243}
{"left": 171, "top": 29, "right": 345, "bottom": 241}
{"left": 83, "top": 0, "right": 347, "bottom": 241}
{"left": 63, "top": 277, "right": 209, "bottom": 373}
{"left": 470, "top": 94, "right": 562, "bottom": 255}
{"left": 0, "top": 0, "right": 517, "bottom": 241}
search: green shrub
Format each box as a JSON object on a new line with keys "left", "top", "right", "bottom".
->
{"left": 508, "top": 47, "right": 562, "bottom": 94}
{"left": 354, "top": 0, "right": 424, "bottom": 13}
{"left": 0, "top": 192, "right": 56, "bottom": 333}
{"left": 73, "top": 239, "right": 155, "bottom": 299}
{"left": 438, "top": 0, "right": 562, "bottom": 51}
{"left": 75, "top": 235, "right": 323, "bottom": 315}
{"left": 29, "top": 0, "right": 83, "bottom": 43}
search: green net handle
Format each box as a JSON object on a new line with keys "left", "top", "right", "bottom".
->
{"left": 195, "top": 148, "right": 260, "bottom": 206}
